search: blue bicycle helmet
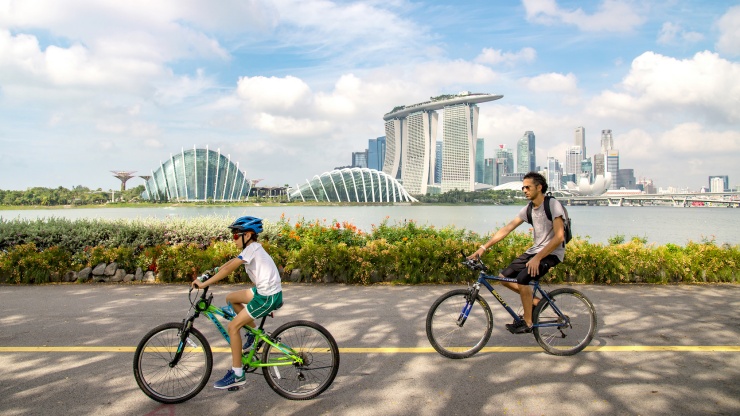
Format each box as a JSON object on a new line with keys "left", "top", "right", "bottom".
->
{"left": 228, "top": 216, "right": 263, "bottom": 234}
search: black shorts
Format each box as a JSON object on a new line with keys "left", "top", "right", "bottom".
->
{"left": 501, "top": 253, "right": 561, "bottom": 285}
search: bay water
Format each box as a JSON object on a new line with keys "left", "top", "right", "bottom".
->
{"left": 2, "top": 205, "right": 738, "bottom": 246}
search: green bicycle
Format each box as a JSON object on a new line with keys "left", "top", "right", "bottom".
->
{"left": 133, "top": 275, "right": 340, "bottom": 403}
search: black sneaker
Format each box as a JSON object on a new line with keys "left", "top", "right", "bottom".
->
{"left": 505, "top": 319, "right": 527, "bottom": 333}
{"left": 512, "top": 322, "right": 533, "bottom": 334}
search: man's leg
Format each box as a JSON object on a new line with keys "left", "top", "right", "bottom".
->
{"left": 519, "top": 284, "right": 534, "bottom": 327}
{"left": 501, "top": 279, "right": 539, "bottom": 307}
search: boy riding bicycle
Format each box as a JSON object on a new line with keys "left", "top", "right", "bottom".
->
{"left": 469, "top": 172, "right": 565, "bottom": 334}
{"left": 191, "top": 215, "right": 283, "bottom": 389}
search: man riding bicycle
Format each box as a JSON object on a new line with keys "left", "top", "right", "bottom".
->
{"left": 191, "top": 216, "right": 283, "bottom": 389}
{"left": 469, "top": 172, "right": 565, "bottom": 334}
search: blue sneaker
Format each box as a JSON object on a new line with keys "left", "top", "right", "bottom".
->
{"left": 242, "top": 332, "right": 255, "bottom": 353}
{"left": 214, "top": 369, "right": 246, "bottom": 389}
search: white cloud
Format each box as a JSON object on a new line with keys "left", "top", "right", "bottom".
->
{"left": 588, "top": 51, "right": 740, "bottom": 124}
{"left": 716, "top": 5, "right": 740, "bottom": 57}
{"left": 522, "top": 0, "right": 645, "bottom": 32}
{"left": 475, "top": 47, "right": 537, "bottom": 66}
{"left": 236, "top": 75, "right": 313, "bottom": 113}
{"left": 657, "top": 22, "right": 704, "bottom": 45}
{"left": 522, "top": 72, "right": 578, "bottom": 93}
{"left": 657, "top": 123, "right": 740, "bottom": 154}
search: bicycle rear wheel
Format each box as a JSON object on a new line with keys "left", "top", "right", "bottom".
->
{"left": 133, "top": 322, "right": 213, "bottom": 404}
{"left": 426, "top": 288, "right": 493, "bottom": 359}
{"left": 262, "top": 320, "right": 339, "bottom": 400}
{"left": 533, "top": 288, "right": 597, "bottom": 356}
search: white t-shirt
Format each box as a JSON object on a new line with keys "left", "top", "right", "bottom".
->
{"left": 517, "top": 198, "right": 566, "bottom": 262}
{"left": 237, "top": 242, "right": 282, "bottom": 296}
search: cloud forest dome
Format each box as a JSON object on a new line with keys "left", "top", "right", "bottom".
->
{"left": 289, "top": 168, "right": 417, "bottom": 203}
{"left": 142, "top": 147, "right": 252, "bottom": 201}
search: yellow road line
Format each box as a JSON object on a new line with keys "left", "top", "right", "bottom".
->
{"left": 0, "top": 346, "right": 738, "bottom": 353}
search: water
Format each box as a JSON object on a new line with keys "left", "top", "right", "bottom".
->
{"left": 1, "top": 205, "right": 738, "bottom": 246}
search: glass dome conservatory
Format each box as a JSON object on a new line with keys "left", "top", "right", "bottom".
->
{"left": 142, "top": 147, "right": 252, "bottom": 201}
{"left": 288, "top": 168, "right": 417, "bottom": 203}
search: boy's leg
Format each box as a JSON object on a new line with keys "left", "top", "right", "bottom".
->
{"left": 225, "top": 289, "right": 255, "bottom": 368}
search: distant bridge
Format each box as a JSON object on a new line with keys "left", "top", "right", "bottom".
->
{"left": 554, "top": 191, "right": 740, "bottom": 208}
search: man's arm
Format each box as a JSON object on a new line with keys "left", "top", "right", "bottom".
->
{"left": 469, "top": 217, "right": 524, "bottom": 258}
{"left": 525, "top": 216, "right": 564, "bottom": 276}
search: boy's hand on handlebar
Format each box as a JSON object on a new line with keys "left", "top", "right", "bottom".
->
{"left": 191, "top": 279, "right": 204, "bottom": 290}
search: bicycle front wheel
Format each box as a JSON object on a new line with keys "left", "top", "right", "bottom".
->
{"left": 133, "top": 322, "right": 213, "bottom": 404}
{"left": 262, "top": 320, "right": 340, "bottom": 400}
{"left": 426, "top": 288, "right": 493, "bottom": 359}
{"left": 533, "top": 288, "right": 597, "bottom": 356}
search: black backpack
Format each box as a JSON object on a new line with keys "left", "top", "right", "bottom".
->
{"left": 526, "top": 194, "right": 572, "bottom": 246}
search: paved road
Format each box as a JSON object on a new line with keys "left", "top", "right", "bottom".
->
{"left": 1, "top": 283, "right": 738, "bottom": 416}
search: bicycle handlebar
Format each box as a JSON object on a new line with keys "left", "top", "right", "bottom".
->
{"left": 460, "top": 250, "right": 490, "bottom": 273}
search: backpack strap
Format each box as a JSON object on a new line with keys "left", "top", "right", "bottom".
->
{"left": 543, "top": 195, "right": 553, "bottom": 222}
{"left": 526, "top": 201, "right": 533, "bottom": 224}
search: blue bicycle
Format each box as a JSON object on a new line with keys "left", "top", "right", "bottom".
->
{"left": 426, "top": 255, "right": 596, "bottom": 358}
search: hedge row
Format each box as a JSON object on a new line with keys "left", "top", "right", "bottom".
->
{"left": 0, "top": 216, "right": 737, "bottom": 284}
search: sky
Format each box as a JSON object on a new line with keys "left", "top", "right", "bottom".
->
{"left": 1, "top": 0, "right": 739, "bottom": 192}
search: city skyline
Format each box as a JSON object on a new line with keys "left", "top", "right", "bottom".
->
{"left": 1, "top": 1, "right": 738, "bottom": 192}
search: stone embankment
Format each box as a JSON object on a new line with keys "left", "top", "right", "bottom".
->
{"left": 63, "top": 263, "right": 156, "bottom": 283}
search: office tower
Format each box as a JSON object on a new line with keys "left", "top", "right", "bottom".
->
{"left": 475, "top": 138, "right": 485, "bottom": 183}
{"left": 517, "top": 131, "right": 536, "bottom": 173}
{"left": 575, "top": 126, "right": 586, "bottom": 159}
{"left": 367, "top": 136, "right": 386, "bottom": 171}
{"left": 581, "top": 159, "right": 593, "bottom": 182}
{"left": 434, "top": 141, "right": 443, "bottom": 184}
{"left": 495, "top": 145, "right": 514, "bottom": 175}
{"left": 619, "top": 169, "right": 636, "bottom": 189}
{"left": 600, "top": 129, "right": 613, "bottom": 154}
{"left": 565, "top": 146, "right": 583, "bottom": 176}
{"left": 546, "top": 157, "right": 561, "bottom": 191}
{"left": 383, "top": 92, "right": 502, "bottom": 194}
{"left": 708, "top": 175, "right": 729, "bottom": 192}
{"left": 607, "top": 150, "right": 619, "bottom": 189}
{"left": 483, "top": 158, "right": 496, "bottom": 185}
{"left": 352, "top": 151, "right": 368, "bottom": 168}
{"left": 593, "top": 153, "right": 605, "bottom": 177}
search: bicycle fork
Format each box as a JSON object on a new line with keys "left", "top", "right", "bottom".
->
{"left": 457, "top": 283, "right": 481, "bottom": 327}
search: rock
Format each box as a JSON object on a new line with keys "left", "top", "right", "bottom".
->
{"left": 135, "top": 268, "right": 143, "bottom": 281}
{"left": 63, "top": 271, "right": 78, "bottom": 282}
{"left": 78, "top": 267, "right": 92, "bottom": 280}
{"left": 143, "top": 271, "right": 156, "bottom": 282}
{"left": 92, "top": 263, "right": 107, "bottom": 276}
{"left": 123, "top": 274, "right": 134, "bottom": 283}
{"left": 322, "top": 273, "right": 334, "bottom": 283}
{"left": 290, "top": 269, "right": 302, "bottom": 283}
{"left": 104, "top": 262, "right": 118, "bottom": 276}
{"left": 111, "top": 269, "right": 126, "bottom": 282}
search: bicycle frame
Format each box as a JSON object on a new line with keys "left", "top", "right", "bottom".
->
{"left": 172, "top": 287, "right": 302, "bottom": 369}
{"left": 466, "top": 271, "right": 569, "bottom": 329}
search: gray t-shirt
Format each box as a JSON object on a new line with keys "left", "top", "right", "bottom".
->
{"left": 517, "top": 198, "right": 566, "bottom": 261}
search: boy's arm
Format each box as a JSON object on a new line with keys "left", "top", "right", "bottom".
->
{"left": 191, "top": 257, "right": 244, "bottom": 289}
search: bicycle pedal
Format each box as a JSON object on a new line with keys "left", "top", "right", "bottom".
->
{"left": 227, "top": 386, "right": 240, "bottom": 391}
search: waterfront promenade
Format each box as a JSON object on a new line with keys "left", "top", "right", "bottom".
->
{"left": 1, "top": 283, "right": 738, "bottom": 415}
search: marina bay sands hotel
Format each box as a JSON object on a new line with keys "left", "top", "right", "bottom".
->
{"left": 382, "top": 92, "right": 502, "bottom": 194}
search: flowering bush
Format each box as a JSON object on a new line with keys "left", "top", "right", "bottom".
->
{"left": 0, "top": 216, "right": 737, "bottom": 284}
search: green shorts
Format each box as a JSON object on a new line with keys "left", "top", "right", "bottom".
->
{"left": 246, "top": 287, "right": 283, "bottom": 319}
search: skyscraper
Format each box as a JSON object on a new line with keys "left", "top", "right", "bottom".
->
{"left": 708, "top": 175, "right": 729, "bottom": 192}
{"left": 600, "top": 129, "right": 613, "bottom": 154}
{"left": 575, "top": 126, "right": 586, "bottom": 159}
{"left": 565, "top": 146, "right": 583, "bottom": 176}
{"left": 495, "top": 145, "right": 514, "bottom": 175}
{"left": 607, "top": 150, "right": 620, "bottom": 189}
{"left": 546, "top": 157, "right": 561, "bottom": 191}
{"left": 475, "top": 138, "right": 485, "bottom": 183}
{"left": 383, "top": 92, "right": 503, "bottom": 194}
{"left": 352, "top": 151, "right": 368, "bottom": 168}
{"left": 517, "top": 131, "right": 536, "bottom": 173}
{"left": 367, "top": 136, "right": 386, "bottom": 171}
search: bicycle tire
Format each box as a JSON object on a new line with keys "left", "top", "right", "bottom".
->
{"left": 533, "top": 288, "right": 597, "bottom": 356}
{"left": 262, "top": 320, "right": 340, "bottom": 400}
{"left": 426, "top": 288, "right": 493, "bottom": 359}
{"left": 133, "top": 322, "right": 213, "bottom": 404}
